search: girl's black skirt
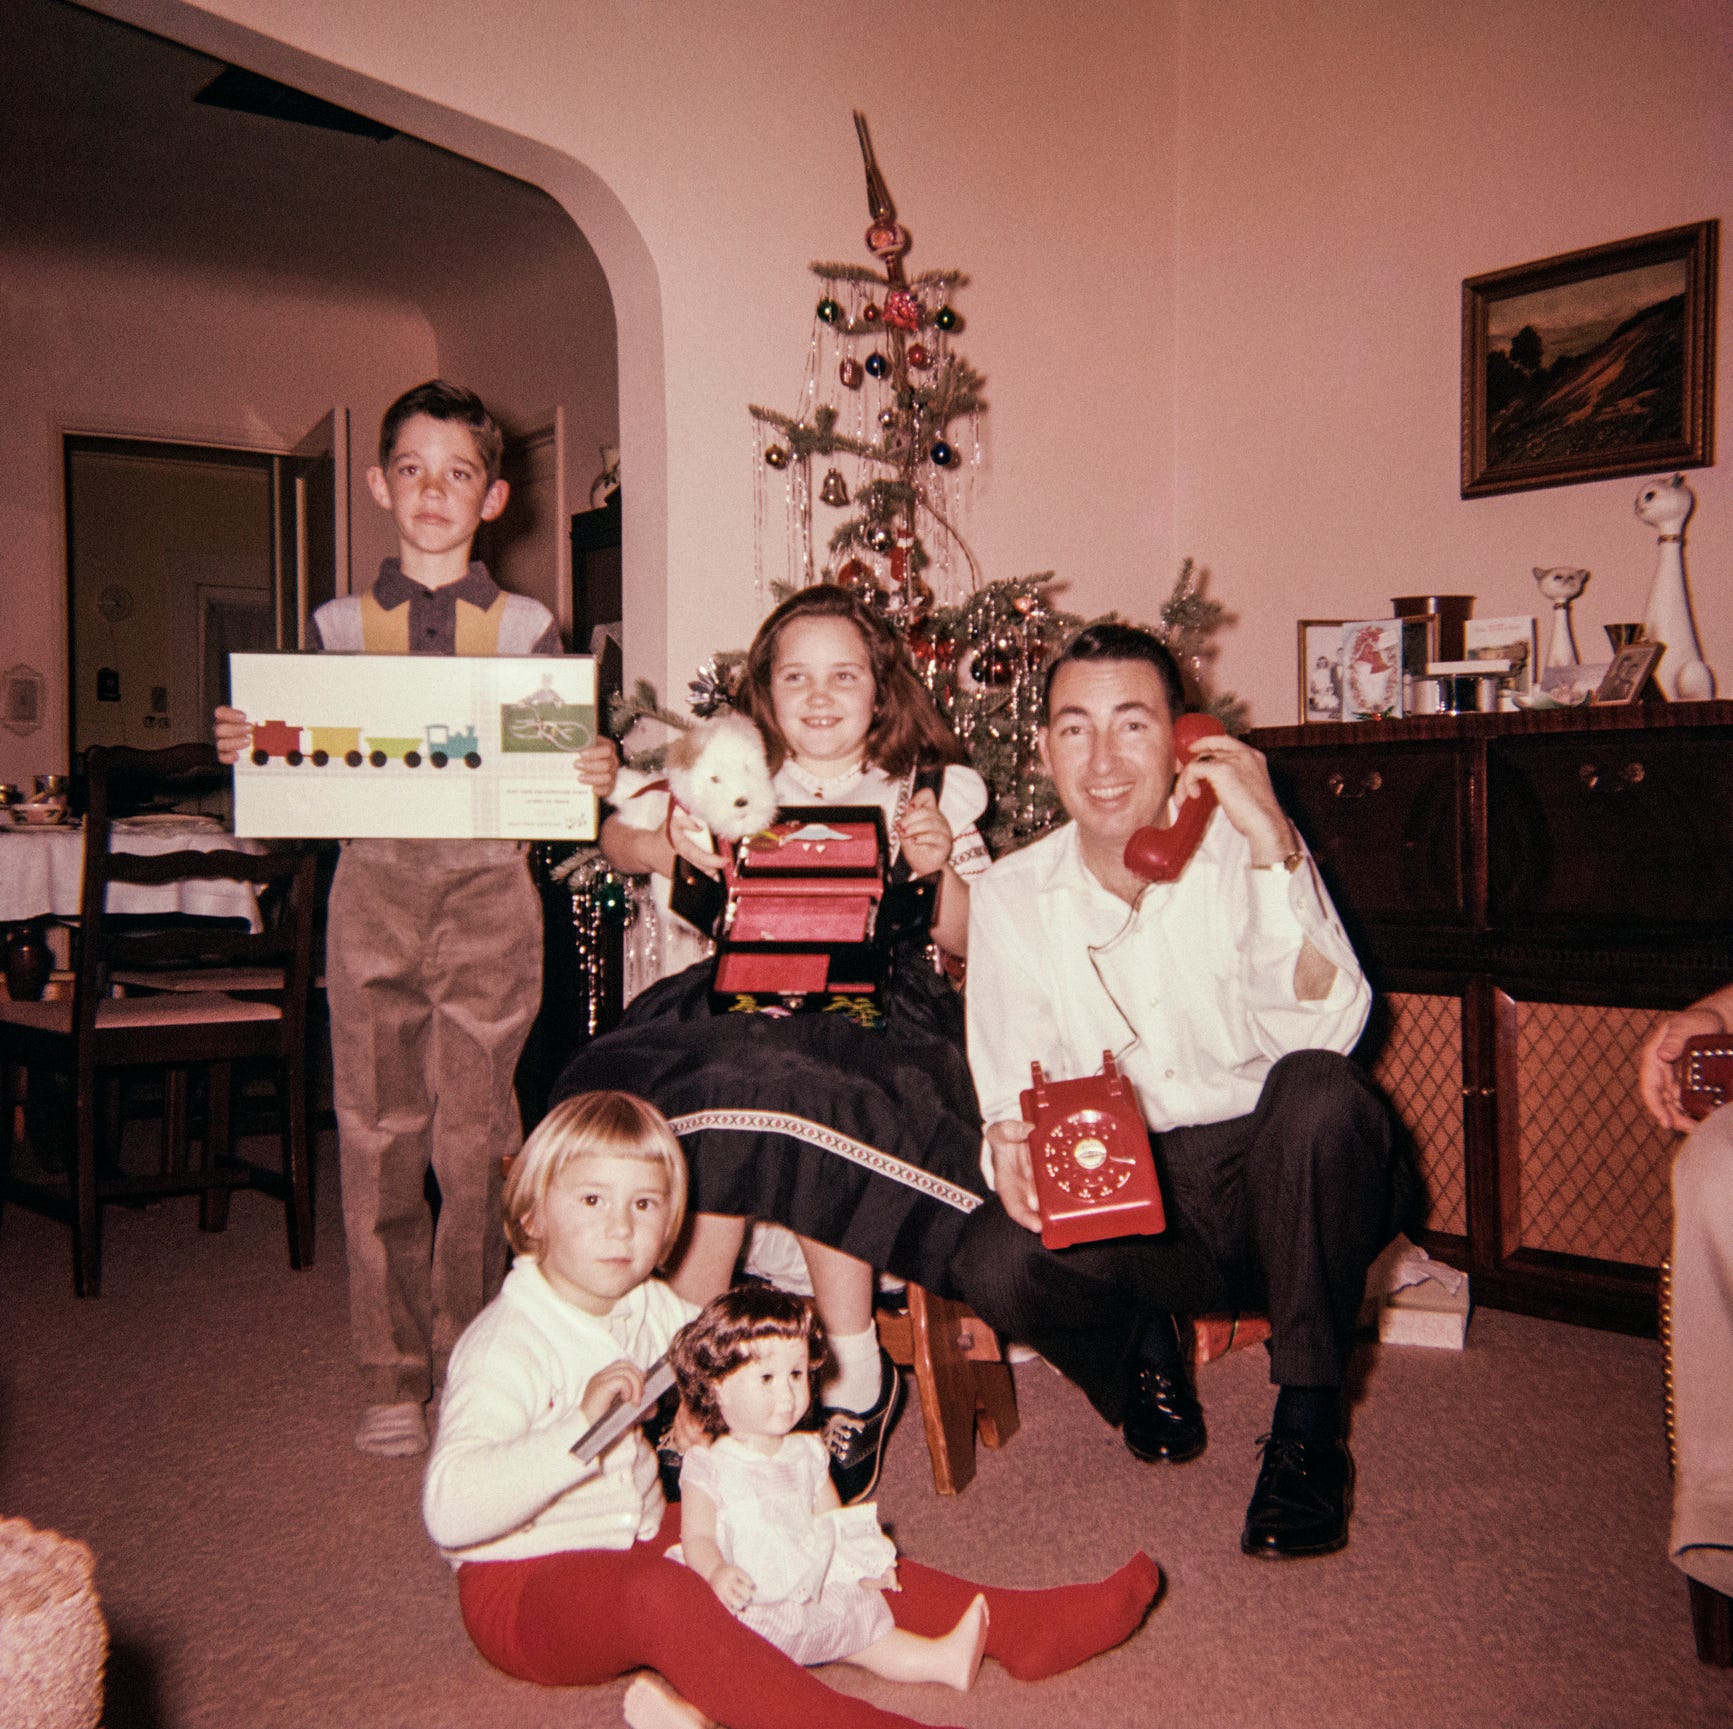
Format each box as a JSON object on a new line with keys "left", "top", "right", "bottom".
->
{"left": 551, "top": 947, "right": 987, "bottom": 1297}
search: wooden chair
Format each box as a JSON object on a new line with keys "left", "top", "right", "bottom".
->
{"left": 0, "top": 743, "right": 317, "bottom": 1296}
{"left": 876, "top": 1285, "right": 1018, "bottom": 1495}
{"left": 1660, "top": 1254, "right": 1733, "bottom": 1665}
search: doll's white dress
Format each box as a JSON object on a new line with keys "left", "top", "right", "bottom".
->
{"left": 678, "top": 1432, "right": 898, "bottom": 1665}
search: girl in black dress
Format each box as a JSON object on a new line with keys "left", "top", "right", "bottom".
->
{"left": 555, "top": 588, "right": 992, "bottom": 1498}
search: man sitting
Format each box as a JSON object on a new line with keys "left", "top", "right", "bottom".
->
{"left": 953, "top": 623, "right": 1399, "bottom": 1558}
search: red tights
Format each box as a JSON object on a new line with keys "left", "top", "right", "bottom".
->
{"left": 457, "top": 1508, "right": 1159, "bottom": 1729}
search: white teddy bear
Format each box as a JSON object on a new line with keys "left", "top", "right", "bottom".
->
{"left": 610, "top": 711, "right": 777, "bottom": 851}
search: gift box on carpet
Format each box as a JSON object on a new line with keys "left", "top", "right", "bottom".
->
{"left": 1361, "top": 1234, "right": 1471, "bottom": 1350}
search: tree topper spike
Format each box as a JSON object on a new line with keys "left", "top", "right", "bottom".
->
{"left": 852, "top": 111, "right": 911, "bottom": 274}
{"left": 853, "top": 110, "right": 895, "bottom": 225}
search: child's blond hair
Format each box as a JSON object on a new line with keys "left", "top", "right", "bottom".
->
{"left": 504, "top": 1092, "right": 688, "bottom": 1261}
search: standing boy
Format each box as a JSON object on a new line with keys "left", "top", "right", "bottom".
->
{"left": 218, "top": 381, "right": 616, "bottom": 1456}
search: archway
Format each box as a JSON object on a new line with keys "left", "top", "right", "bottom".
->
{"left": 88, "top": 0, "right": 669, "bottom": 690}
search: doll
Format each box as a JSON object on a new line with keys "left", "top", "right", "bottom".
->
{"left": 671, "top": 1286, "right": 988, "bottom": 1687}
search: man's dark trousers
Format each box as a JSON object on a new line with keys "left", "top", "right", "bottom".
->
{"left": 952, "top": 1050, "right": 1396, "bottom": 1423}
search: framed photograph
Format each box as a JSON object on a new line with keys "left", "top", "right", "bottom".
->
{"left": 1461, "top": 221, "right": 1717, "bottom": 497}
{"left": 1341, "top": 620, "right": 1407, "bottom": 721}
{"left": 2, "top": 663, "right": 44, "bottom": 737}
{"left": 1592, "top": 641, "right": 1665, "bottom": 706}
{"left": 1464, "top": 616, "right": 1538, "bottom": 707}
{"left": 1297, "top": 620, "right": 1345, "bottom": 723}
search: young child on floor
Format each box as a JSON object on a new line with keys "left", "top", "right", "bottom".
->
{"left": 560, "top": 585, "right": 995, "bottom": 1502}
{"left": 669, "top": 1286, "right": 987, "bottom": 1686}
{"left": 215, "top": 380, "right": 618, "bottom": 1458}
{"left": 423, "top": 1090, "right": 1162, "bottom": 1729}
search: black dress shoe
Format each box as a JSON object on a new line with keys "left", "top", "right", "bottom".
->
{"left": 1122, "top": 1366, "right": 1207, "bottom": 1463}
{"left": 821, "top": 1351, "right": 905, "bottom": 1505}
{"left": 1240, "top": 1433, "right": 1354, "bottom": 1558}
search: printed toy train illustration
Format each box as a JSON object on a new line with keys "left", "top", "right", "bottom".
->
{"left": 249, "top": 720, "right": 485, "bottom": 769}
{"left": 245, "top": 680, "right": 594, "bottom": 769}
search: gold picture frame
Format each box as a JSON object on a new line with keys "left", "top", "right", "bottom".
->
{"left": 1592, "top": 641, "right": 1666, "bottom": 706}
{"left": 1297, "top": 620, "right": 1346, "bottom": 723}
{"left": 1462, "top": 221, "right": 1717, "bottom": 497}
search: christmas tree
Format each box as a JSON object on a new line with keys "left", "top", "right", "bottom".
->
{"left": 746, "top": 114, "right": 1241, "bottom": 853}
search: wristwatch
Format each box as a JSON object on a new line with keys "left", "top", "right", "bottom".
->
{"left": 1254, "top": 847, "right": 1305, "bottom": 874}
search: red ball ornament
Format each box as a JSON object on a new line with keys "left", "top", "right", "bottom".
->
{"left": 906, "top": 344, "right": 932, "bottom": 370}
{"left": 835, "top": 557, "right": 879, "bottom": 597}
{"left": 861, "top": 301, "right": 882, "bottom": 324}
{"left": 839, "top": 358, "right": 865, "bottom": 389}
{"left": 866, "top": 220, "right": 910, "bottom": 259}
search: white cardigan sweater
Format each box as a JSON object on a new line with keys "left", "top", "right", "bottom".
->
{"left": 422, "top": 1260, "right": 694, "bottom": 1567}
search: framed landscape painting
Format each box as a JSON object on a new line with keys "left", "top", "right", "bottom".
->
{"left": 1461, "top": 221, "right": 1717, "bottom": 497}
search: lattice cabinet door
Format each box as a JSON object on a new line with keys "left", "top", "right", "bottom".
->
{"left": 1364, "top": 991, "right": 1468, "bottom": 1241}
{"left": 1512, "top": 999, "right": 1677, "bottom": 1268}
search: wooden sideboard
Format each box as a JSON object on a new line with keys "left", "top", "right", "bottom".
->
{"left": 1248, "top": 700, "right": 1733, "bottom": 1335}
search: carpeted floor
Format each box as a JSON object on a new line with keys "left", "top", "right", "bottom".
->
{"left": 2, "top": 1127, "right": 1727, "bottom": 1729}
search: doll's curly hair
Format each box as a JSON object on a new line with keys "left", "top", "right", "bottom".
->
{"left": 669, "top": 1285, "right": 829, "bottom": 1439}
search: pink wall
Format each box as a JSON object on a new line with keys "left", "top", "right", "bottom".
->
{"left": 104, "top": 0, "right": 1181, "bottom": 710}
{"left": 74, "top": 0, "right": 1733, "bottom": 729}
{"left": 0, "top": 244, "right": 436, "bottom": 781}
{"left": 1175, "top": 0, "right": 1733, "bottom": 722}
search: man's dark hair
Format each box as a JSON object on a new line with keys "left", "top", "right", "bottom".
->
{"left": 377, "top": 379, "right": 505, "bottom": 485}
{"left": 1042, "top": 621, "right": 1186, "bottom": 722}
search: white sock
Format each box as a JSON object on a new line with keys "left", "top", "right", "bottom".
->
{"left": 824, "top": 1326, "right": 883, "bottom": 1414}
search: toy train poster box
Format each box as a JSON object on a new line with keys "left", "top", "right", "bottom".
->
{"left": 228, "top": 652, "right": 598, "bottom": 841}
{"left": 672, "top": 805, "right": 936, "bottom": 1014}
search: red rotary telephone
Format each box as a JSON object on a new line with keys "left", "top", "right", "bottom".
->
{"left": 1122, "top": 711, "right": 1225, "bottom": 883}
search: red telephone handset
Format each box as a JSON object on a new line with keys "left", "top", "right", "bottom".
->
{"left": 1123, "top": 712, "right": 1224, "bottom": 883}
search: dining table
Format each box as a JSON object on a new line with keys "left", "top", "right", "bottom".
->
{"left": 0, "top": 814, "right": 266, "bottom": 930}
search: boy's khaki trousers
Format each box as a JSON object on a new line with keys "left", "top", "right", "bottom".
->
{"left": 326, "top": 840, "right": 541, "bottom": 1405}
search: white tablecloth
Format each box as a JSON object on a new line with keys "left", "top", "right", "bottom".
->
{"left": 0, "top": 818, "right": 265, "bottom": 929}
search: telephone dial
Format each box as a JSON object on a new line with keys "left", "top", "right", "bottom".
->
{"left": 1020, "top": 1052, "right": 1165, "bottom": 1250}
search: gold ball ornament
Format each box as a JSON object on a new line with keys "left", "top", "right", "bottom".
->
{"left": 763, "top": 445, "right": 790, "bottom": 470}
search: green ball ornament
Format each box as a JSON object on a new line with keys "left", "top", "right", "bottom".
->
{"left": 934, "top": 305, "right": 959, "bottom": 331}
{"left": 816, "top": 297, "right": 841, "bottom": 325}
{"left": 593, "top": 876, "right": 634, "bottom": 926}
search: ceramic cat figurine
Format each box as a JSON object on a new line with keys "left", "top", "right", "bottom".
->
{"left": 1533, "top": 566, "right": 1590, "bottom": 667}
{"left": 1636, "top": 474, "right": 1715, "bottom": 699}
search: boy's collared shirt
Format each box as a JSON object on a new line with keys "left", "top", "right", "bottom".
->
{"left": 311, "top": 558, "right": 561, "bottom": 658}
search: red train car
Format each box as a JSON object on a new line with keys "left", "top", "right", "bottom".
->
{"left": 250, "top": 720, "right": 304, "bottom": 765}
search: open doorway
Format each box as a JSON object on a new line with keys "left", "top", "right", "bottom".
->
{"left": 64, "top": 417, "right": 348, "bottom": 759}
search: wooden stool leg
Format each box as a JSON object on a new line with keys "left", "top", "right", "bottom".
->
{"left": 906, "top": 1286, "right": 980, "bottom": 1495}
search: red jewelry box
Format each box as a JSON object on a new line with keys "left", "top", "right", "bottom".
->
{"left": 1678, "top": 1034, "right": 1733, "bottom": 1121}
{"left": 677, "top": 805, "right": 935, "bottom": 1014}
{"left": 1020, "top": 1053, "right": 1166, "bottom": 1250}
